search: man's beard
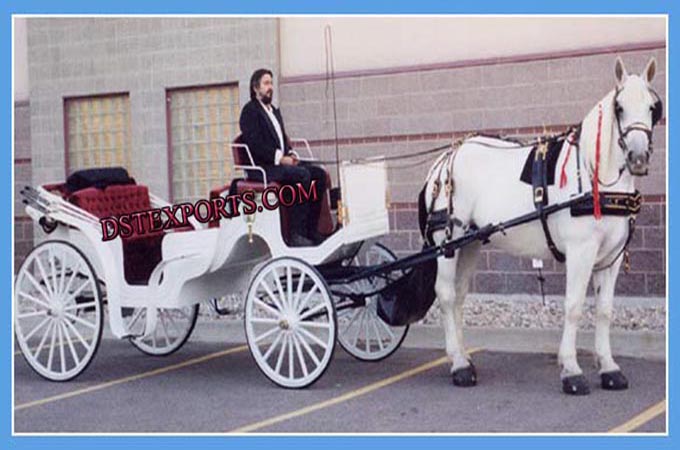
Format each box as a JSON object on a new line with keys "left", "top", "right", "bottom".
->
{"left": 260, "top": 91, "right": 273, "bottom": 104}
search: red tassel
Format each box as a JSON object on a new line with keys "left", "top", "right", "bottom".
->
{"left": 593, "top": 105, "right": 603, "bottom": 220}
{"left": 559, "top": 141, "right": 573, "bottom": 189}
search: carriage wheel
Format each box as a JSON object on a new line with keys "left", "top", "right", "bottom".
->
{"left": 14, "top": 241, "right": 103, "bottom": 381}
{"left": 245, "top": 257, "right": 337, "bottom": 388}
{"left": 125, "top": 304, "right": 199, "bottom": 356}
{"left": 336, "top": 243, "right": 409, "bottom": 361}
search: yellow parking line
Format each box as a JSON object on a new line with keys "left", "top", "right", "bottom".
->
{"left": 230, "top": 348, "right": 483, "bottom": 433}
{"left": 15, "top": 345, "right": 248, "bottom": 411}
{"left": 608, "top": 399, "right": 666, "bottom": 433}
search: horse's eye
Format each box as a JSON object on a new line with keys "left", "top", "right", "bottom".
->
{"left": 615, "top": 103, "right": 624, "bottom": 117}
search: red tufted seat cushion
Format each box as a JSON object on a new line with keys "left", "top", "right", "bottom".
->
{"left": 69, "top": 184, "right": 164, "bottom": 285}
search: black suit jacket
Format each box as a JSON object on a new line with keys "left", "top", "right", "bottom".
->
{"left": 238, "top": 99, "right": 292, "bottom": 167}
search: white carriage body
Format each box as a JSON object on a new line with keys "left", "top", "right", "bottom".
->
{"left": 24, "top": 152, "right": 390, "bottom": 340}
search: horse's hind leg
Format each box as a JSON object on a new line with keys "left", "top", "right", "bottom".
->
{"left": 436, "top": 240, "right": 480, "bottom": 387}
{"left": 592, "top": 258, "right": 629, "bottom": 390}
{"left": 559, "top": 242, "right": 598, "bottom": 395}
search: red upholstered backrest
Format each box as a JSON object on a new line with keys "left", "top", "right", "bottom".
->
{"left": 70, "top": 185, "right": 152, "bottom": 218}
{"left": 231, "top": 134, "right": 250, "bottom": 166}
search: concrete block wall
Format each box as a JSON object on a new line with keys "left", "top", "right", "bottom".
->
{"left": 14, "top": 101, "right": 33, "bottom": 270}
{"left": 21, "top": 17, "right": 279, "bottom": 262}
{"left": 280, "top": 46, "right": 666, "bottom": 297}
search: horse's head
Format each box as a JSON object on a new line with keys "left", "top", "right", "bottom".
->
{"left": 612, "top": 56, "right": 663, "bottom": 176}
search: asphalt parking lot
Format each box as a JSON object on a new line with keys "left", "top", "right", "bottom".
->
{"left": 14, "top": 326, "right": 665, "bottom": 434}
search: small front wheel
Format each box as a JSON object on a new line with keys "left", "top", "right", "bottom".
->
{"left": 14, "top": 241, "right": 104, "bottom": 381}
{"left": 125, "top": 304, "right": 199, "bottom": 356}
{"left": 245, "top": 257, "right": 336, "bottom": 388}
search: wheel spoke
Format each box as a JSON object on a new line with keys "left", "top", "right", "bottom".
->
{"left": 286, "top": 266, "right": 293, "bottom": 311}
{"left": 164, "top": 311, "right": 183, "bottom": 336}
{"left": 298, "top": 302, "right": 329, "bottom": 321}
{"left": 294, "top": 329, "right": 321, "bottom": 366}
{"left": 63, "top": 312, "right": 97, "bottom": 329}
{"left": 260, "top": 279, "right": 285, "bottom": 313}
{"left": 288, "top": 333, "right": 294, "bottom": 379}
{"left": 48, "top": 248, "right": 59, "bottom": 297}
{"left": 63, "top": 318, "right": 92, "bottom": 352}
{"left": 57, "top": 321, "right": 67, "bottom": 373}
{"left": 62, "top": 279, "right": 91, "bottom": 304}
{"left": 23, "top": 316, "right": 51, "bottom": 341}
{"left": 272, "top": 268, "right": 288, "bottom": 312}
{"left": 23, "top": 272, "right": 52, "bottom": 305}
{"left": 254, "top": 325, "right": 280, "bottom": 343}
{"left": 127, "top": 308, "right": 145, "bottom": 331}
{"left": 57, "top": 249, "right": 68, "bottom": 295}
{"left": 159, "top": 312, "right": 172, "bottom": 346}
{"left": 296, "top": 284, "right": 319, "bottom": 315}
{"left": 292, "top": 333, "right": 309, "bottom": 377}
{"left": 274, "top": 334, "right": 288, "bottom": 373}
{"left": 352, "top": 309, "right": 366, "bottom": 348}
{"left": 296, "top": 325, "right": 328, "bottom": 350}
{"left": 17, "top": 290, "right": 50, "bottom": 310}
{"left": 253, "top": 297, "right": 280, "bottom": 318}
{"left": 63, "top": 301, "right": 96, "bottom": 312}
{"left": 262, "top": 331, "right": 284, "bottom": 361}
{"left": 35, "top": 254, "right": 54, "bottom": 297}
{"left": 364, "top": 308, "right": 371, "bottom": 352}
{"left": 60, "top": 263, "right": 82, "bottom": 301}
{"left": 17, "top": 310, "right": 47, "bottom": 319}
{"left": 293, "top": 271, "right": 306, "bottom": 313}
{"left": 60, "top": 321, "right": 81, "bottom": 368}
{"left": 299, "top": 320, "right": 331, "bottom": 330}
{"left": 376, "top": 313, "right": 396, "bottom": 340}
{"left": 46, "top": 320, "right": 58, "bottom": 371}
{"left": 370, "top": 313, "right": 384, "bottom": 351}
{"left": 33, "top": 320, "right": 55, "bottom": 360}
{"left": 250, "top": 317, "right": 279, "bottom": 324}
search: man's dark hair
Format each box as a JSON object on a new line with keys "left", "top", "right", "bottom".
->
{"left": 250, "top": 68, "right": 273, "bottom": 100}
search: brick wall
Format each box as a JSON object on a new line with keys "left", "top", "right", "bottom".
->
{"left": 279, "top": 46, "right": 666, "bottom": 297}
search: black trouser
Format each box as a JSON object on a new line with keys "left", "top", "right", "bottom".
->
{"left": 256, "top": 161, "right": 327, "bottom": 238}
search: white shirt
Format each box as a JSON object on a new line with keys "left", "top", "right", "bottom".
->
{"left": 259, "top": 100, "right": 286, "bottom": 165}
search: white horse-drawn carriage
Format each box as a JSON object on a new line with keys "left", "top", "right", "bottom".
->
{"left": 16, "top": 139, "right": 410, "bottom": 388}
{"left": 16, "top": 56, "right": 662, "bottom": 394}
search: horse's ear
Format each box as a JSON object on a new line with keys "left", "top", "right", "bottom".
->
{"left": 614, "top": 57, "right": 628, "bottom": 86}
{"left": 643, "top": 57, "right": 657, "bottom": 84}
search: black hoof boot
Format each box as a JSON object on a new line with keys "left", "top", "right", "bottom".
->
{"left": 601, "top": 371, "right": 629, "bottom": 390}
{"left": 562, "top": 374, "right": 590, "bottom": 395}
{"left": 452, "top": 363, "right": 477, "bottom": 387}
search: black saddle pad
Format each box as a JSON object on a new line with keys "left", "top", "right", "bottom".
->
{"left": 66, "top": 167, "right": 135, "bottom": 192}
{"left": 519, "top": 139, "right": 564, "bottom": 186}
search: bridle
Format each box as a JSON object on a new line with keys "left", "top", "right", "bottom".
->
{"left": 611, "top": 85, "right": 663, "bottom": 177}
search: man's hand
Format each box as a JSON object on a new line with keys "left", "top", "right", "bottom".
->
{"left": 280, "top": 155, "right": 298, "bottom": 166}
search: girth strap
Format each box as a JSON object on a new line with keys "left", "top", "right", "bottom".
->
{"left": 532, "top": 140, "right": 566, "bottom": 263}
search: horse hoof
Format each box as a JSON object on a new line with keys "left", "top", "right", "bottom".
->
{"left": 562, "top": 375, "right": 590, "bottom": 395}
{"left": 452, "top": 363, "right": 477, "bottom": 387}
{"left": 601, "top": 371, "right": 629, "bottom": 390}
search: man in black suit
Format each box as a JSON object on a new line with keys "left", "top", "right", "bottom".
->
{"left": 239, "top": 68, "right": 327, "bottom": 247}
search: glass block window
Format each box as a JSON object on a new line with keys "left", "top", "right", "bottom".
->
{"left": 65, "top": 94, "right": 132, "bottom": 173}
{"left": 168, "top": 84, "right": 240, "bottom": 203}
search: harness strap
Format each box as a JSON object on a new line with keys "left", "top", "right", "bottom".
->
{"left": 532, "top": 139, "right": 567, "bottom": 263}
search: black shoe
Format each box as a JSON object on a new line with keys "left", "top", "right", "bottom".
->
{"left": 289, "top": 233, "right": 314, "bottom": 247}
{"left": 308, "top": 230, "right": 327, "bottom": 245}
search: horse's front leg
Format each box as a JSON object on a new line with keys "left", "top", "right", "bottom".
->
{"left": 559, "top": 242, "right": 598, "bottom": 395}
{"left": 592, "top": 257, "right": 629, "bottom": 390}
{"left": 436, "top": 251, "right": 477, "bottom": 387}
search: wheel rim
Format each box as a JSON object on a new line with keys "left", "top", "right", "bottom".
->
{"left": 15, "top": 242, "right": 103, "bottom": 381}
{"left": 337, "top": 243, "right": 408, "bottom": 361}
{"left": 126, "top": 305, "right": 198, "bottom": 356}
{"left": 245, "top": 258, "right": 336, "bottom": 388}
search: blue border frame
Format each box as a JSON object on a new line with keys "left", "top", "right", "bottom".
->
{"left": 2, "top": 1, "right": 674, "bottom": 448}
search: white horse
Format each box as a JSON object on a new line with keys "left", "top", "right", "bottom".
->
{"left": 423, "top": 57, "right": 661, "bottom": 395}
